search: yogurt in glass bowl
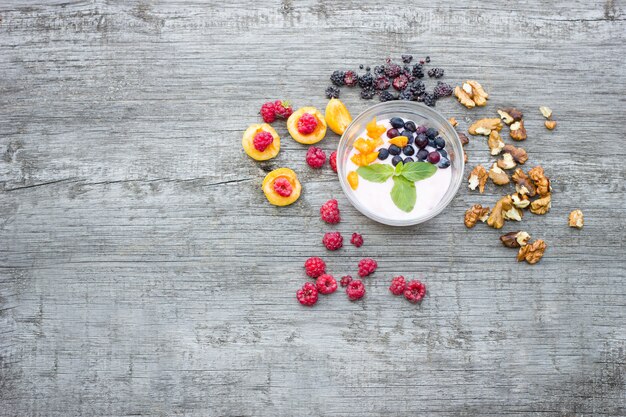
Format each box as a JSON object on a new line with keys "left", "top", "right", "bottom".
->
{"left": 337, "top": 101, "right": 464, "bottom": 226}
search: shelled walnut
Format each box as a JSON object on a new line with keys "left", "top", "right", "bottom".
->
{"left": 502, "top": 144, "right": 528, "bottom": 164}
{"left": 468, "top": 165, "right": 488, "bottom": 193}
{"left": 509, "top": 120, "right": 527, "bottom": 141}
{"left": 497, "top": 153, "right": 517, "bottom": 170}
{"left": 517, "top": 239, "right": 547, "bottom": 264}
{"left": 468, "top": 118, "right": 502, "bottom": 136}
{"left": 500, "top": 231, "right": 531, "bottom": 248}
{"left": 497, "top": 108, "right": 523, "bottom": 125}
{"left": 511, "top": 192, "right": 530, "bottom": 209}
{"left": 512, "top": 168, "right": 536, "bottom": 197}
{"left": 528, "top": 166, "right": 551, "bottom": 197}
{"left": 487, "top": 195, "right": 513, "bottom": 229}
{"left": 568, "top": 209, "right": 584, "bottom": 229}
{"left": 464, "top": 204, "right": 490, "bottom": 228}
{"left": 530, "top": 194, "right": 552, "bottom": 215}
{"left": 488, "top": 163, "right": 510, "bottom": 185}
{"left": 488, "top": 130, "right": 505, "bottom": 155}
{"left": 455, "top": 80, "right": 489, "bottom": 108}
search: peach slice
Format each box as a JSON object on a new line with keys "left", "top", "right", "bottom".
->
{"left": 262, "top": 168, "right": 302, "bottom": 206}
{"left": 287, "top": 107, "right": 327, "bottom": 145}
{"left": 366, "top": 117, "right": 386, "bottom": 139}
{"left": 325, "top": 99, "right": 352, "bottom": 135}
{"left": 242, "top": 123, "right": 280, "bottom": 161}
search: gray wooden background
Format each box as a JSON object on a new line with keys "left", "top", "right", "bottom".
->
{"left": 1, "top": 1, "right": 625, "bottom": 416}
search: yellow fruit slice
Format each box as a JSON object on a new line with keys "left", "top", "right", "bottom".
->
{"left": 325, "top": 98, "right": 352, "bottom": 135}
{"left": 350, "top": 152, "right": 379, "bottom": 167}
{"left": 262, "top": 168, "right": 301, "bottom": 206}
{"left": 350, "top": 153, "right": 363, "bottom": 166}
{"left": 347, "top": 171, "right": 359, "bottom": 190}
{"left": 242, "top": 124, "right": 280, "bottom": 161}
{"left": 363, "top": 152, "right": 379, "bottom": 165}
{"left": 388, "top": 136, "right": 408, "bottom": 148}
{"left": 354, "top": 137, "right": 374, "bottom": 154}
{"left": 287, "top": 107, "right": 327, "bottom": 145}
{"left": 366, "top": 117, "right": 386, "bottom": 139}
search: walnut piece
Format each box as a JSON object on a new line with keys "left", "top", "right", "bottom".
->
{"left": 528, "top": 166, "right": 551, "bottom": 197}
{"left": 512, "top": 168, "right": 536, "bottom": 197}
{"left": 467, "top": 80, "right": 488, "bottom": 106}
{"left": 487, "top": 195, "right": 512, "bottom": 229}
{"left": 500, "top": 231, "right": 531, "bottom": 248}
{"left": 468, "top": 165, "right": 488, "bottom": 193}
{"left": 448, "top": 117, "right": 458, "bottom": 127}
{"left": 503, "top": 206, "right": 523, "bottom": 221}
{"left": 509, "top": 120, "right": 527, "bottom": 141}
{"left": 511, "top": 192, "right": 530, "bottom": 209}
{"left": 458, "top": 132, "right": 470, "bottom": 146}
{"left": 517, "top": 239, "right": 547, "bottom": 264}
{"left": 497, "top": 153, "right": 517, "bottom": 170}
{"left": 464, "top": 204, "right": 490, "bottom": 228}
{"left": 489, "top": 163, "right": 510, "bottom": 186}
{"left": 502, "top": 144, "right": 528, "bottom": 164}
{"left": 497, "top": 107, "right": 523, "bottom": 125}
{"left": 455, "top": 80, "right": 488, "bottom": 108}
{"left": 454, "top": 86, "right": 476, "bottom": 109}
{"left": 545, "top": 120, "right": 557, "bottom": 130}
{"left": 530, "top": 194, "right": 551, "bottom": 215}
{"left": 568, "top": 209, "right": 584, "bottom": 229}
{"left": 488, "top": 130, "right": 505, "bottom": 155}
{"left": 539, "top": 106, "right": 552, "bottom": 119}
{"left": 468, "top": 118, "right": 502, "bottom": 136}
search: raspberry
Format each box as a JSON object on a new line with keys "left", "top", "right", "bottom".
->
{"left": 344, "top": 70, "right": 358, "bottom": 87}
{"left": 273, "top": 100, "right": 293, "bottom": 119}
{"left": 322, "top": 232, "right": 343, "bottom": 251}
{"left": 306, "top": 146, "right": 326, "bottom": 168}
{"left": 346, "top": 280, "right": 365, "bottom": 301}
{"left": 404, "top": 280, "right": 426, "bottom": 303}
{"left": 297, "top": 113, "right": 318, "bottom": 135}
{"left": 260, "top": 102, "right": 276, "bottom": 123}
{"left": 358, "top": 258, "right": 377, "bottom": 277}
{"left": 273, "top": 177, "right": 292, "bottom": 197}
{"left": 329, "top": 151, "right": 337, "bottom": 172}
{"left": 340, "top": 275, "right": 353, "bottom": 287}
{"left": 373, "top": 75, "right": 390, "bottom": 91}
{"left": 316, "top": 274, "right": 337, "bottom": 295}
{"left": 252, "top": 131, "right": 274, "bottom": 152}
{"left": 304, "top": 257, "right": 326, "bottom": 278}
{"left": 389, "top": 276, "right": 406, "bottom": 296}
{"left": 297, "top": 282, "right": 318, "bottom": 306}
{"left": 320, "top": 199, "right": 340, "bottom": 224}
{"left": 350, "top": 233, "right": 363, "bottom": 248}
{"left": 392, "top": 74, "right": 408, "bottom": 91}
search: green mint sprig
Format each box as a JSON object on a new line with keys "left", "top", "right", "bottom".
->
{"left": 356, "top": 162, "right": 437, "bottom": 212}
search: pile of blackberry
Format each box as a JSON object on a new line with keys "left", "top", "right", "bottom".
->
{"left": 325, "top": 55, "right": 453, "bottom": 107}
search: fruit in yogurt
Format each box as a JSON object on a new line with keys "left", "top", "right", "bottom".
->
{"left": 366, "top": 117, "right": 386, "bottom": 139}
{"left": 242, "top": 123, "right": 280, "bottom": 161}
{"left": 347, "top": 171, "right": 359, "bottom": 190}
{"left": 287, "top": 107, "right": 327, "bottom": 144}
{"left": 262, "top": 168, "right": 301, "bottom": 206}
{"left": 325, "top": 99, "right": 352, "bottom": 135}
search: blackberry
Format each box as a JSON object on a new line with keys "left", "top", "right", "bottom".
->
{"left": 401, "top": 54, "right": 413, "bottom": 64}
{"left": 360, "top": 86, "right": 376, "bottom": 100}
{"left": 384, "top": 61, "right": 402, "bottom": 78}
{"left": 423, "top": 92, "right": 437, "bottom": 107}
{"left": 365, "top": 66, "right": 371, "bottom": 71}
{"left": 358, "top": 72, "right": 374, "bottom": 88}
{"left": 427, "top": 67, "right": 444, "bottom": 78}
{"left": 344, "top": 70, "right": 358, "bottom": 87}
{"left": 408, "top": 81, "right": 426, "bottom": 98}
{"left": 398, "top": 89, "right": 414, "bottom": 101}
{"left": 433, "top": 81, "right": 453, "bottom": 98}
{"left": 379, "top": 90, "right": 396, "bottom": 102}
{"left": 373, "top": 65, "right": 385, "bottom": 75}
{"left": 373, "top": 75, "right": 391, "bottom": 91}
{"left": 325, "top": 86, "right": 340, "bottom": 99}
{"left": 331, "top": 70, "right": 345, "bottom": 86}
{"left": 425, "top": 56, "right": 431, "bottom": 63}
{"left": 359, "top": 64, "right": 364, "bottom": 69}
{"left": 412, "top": 63, "right": 424, "bottom": 79}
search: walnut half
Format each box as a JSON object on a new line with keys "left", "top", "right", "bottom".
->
{"left": 528, "top": 166, "right": 551, "bottom": 197}
{"left": 530, "top": 194, "right": 552, "bottom": 215}
{"left": 488, "top": 130, "right": 505, "bottom": 156}
{"left": 568, "top": 209, "right": 584, "bottom": 229}
{"left": 512, "top": 168, "right": 536, "bottom": 197}
{"left": 500, "top": 231, "right": 531, "bottom": 248}
{"left": 489, "top": 163, "right": 510, "bottom": 186}
{"left": 464, "top": 204, "right": 490, "bottom": 228}
{"left": 469, "top": 118, "right": 502, "bottom": 136}
{"left": 468, "top": 165, "right": 488, "bottom": 193}
{"left": 502, "top": 144, "right": 528, "bottom": 164}
{"left": 509, "top": 120, "right": 527, "bottom": 141}
{"left": 517, "top": 239, "right": 547, "bottom": 264}
{"left": 497, "top": 153, "right": 517, "bottom": 170}
{"left": 487, "top": 195, "right": 513, "bottom": 229}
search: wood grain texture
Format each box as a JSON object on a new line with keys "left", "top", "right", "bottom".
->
{"left": 0, "top": 0, "right": 625, "bottom": 415}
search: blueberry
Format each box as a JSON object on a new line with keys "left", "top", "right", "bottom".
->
{"left": 387, "top": 128, "right": 400, "bottom": 138}
{"left": 428, "top": 138, "right": 436, "bottom": 148}
{"left": 404, "top": 121, "right": 417, "bottom": 132}
{"left": 378, "top": 148, "right": 390, "bottom": 160}
{"left": 402, "top": 145, "right": 415, "bottom": 156}
{"left": 391, "top": 155, "right": 403, "bottom": 166}
{"left": 390, "top": 117, "right": 405, "bottom": 128}
{"left": 416, "top": 148, "right": 429, "bottom": 161}
{"left": 437, "top": 157, "right": 451, "bottom": 168}
{"left": 427, "top": 151, "right": 441, "bottom": 164}
{"left": 400, "top": 130, "right": 415, "bottom": 142}
{"left": 416, "top": 125, "right": 427, "bottom": 135}
{"left": 403, "top": 157, "right": 414, "bottom": 164}
{"left": 388, "top": 144, "right": 401, "bottom": 155}
{"left": 426, "top": 127, "right": 438, "bottom": 138}
{"left": 415, "top": 134, "right": 429, "bottom": 148}
{"left": 434, "top": 136, "right": 446, "bottom": 149}
{"left": 438, "top": 149, "right": 448, "bottom": 158}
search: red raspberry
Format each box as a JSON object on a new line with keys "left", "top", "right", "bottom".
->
{"left": 306, "top": 146, "right": 326, "bottom": 169}
{"left": 320, "top": 199, "right": 340, "bottom": 224}
{"left": 296, "top": 282, "right": 318, "bottom": 306}
{"left": 253, "top": 131, "right": 274, "bottom": 152}
{"left": 358, "top": 258, "right": 377, "bottom": 277}
{"left": 297, "top": 113, "right": 318, "bottom": 134}
{"left": 344, "top": 70, "right": 358, "bottom": 87}
{"left": 329, "top": 151, "right": 337, "bottom": 172}
{"left": 404, "top": 280, "right": 426, "bottom": 303}
{"left": 316, "top": 274, "right": 337, "bottom": 295}
{"left": 350, "top": 233, "right": 363, "bottom": 248}
{"left": 392, "top": 74, "right": 409, "bottom": 91}
{"left": 322, "top": 232, "right": 343, "bottom": 251}
{"left": 304, "top": 257, "right": 326, "bottom": 278}
{"left": 260, "top": 102, "right": 276, "bottom": 123}
{"left": 389, "top": 276, "right": 406, "bottom": 295}
{"left": 340, "top": 275, "right": 353, "bottom": 287}
{"left": 273, "top": 100, "right": 293, "bottom": 119}
{"left": 273, "top": 177, "right": 292, "bottom": 197}
{"left": 346, "top": 279, "right": 365, "bottom": 301}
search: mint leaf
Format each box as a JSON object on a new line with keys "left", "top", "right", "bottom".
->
{"left": 394, "top": 161, "right": 404, "bottom": 175}
{"left": 400, "top": 162, "right": 437, "bottom": 182}
{"left": 356, "top": 164, "right": 395, "bottom": 183}
{"left": 391, "top": 176, "right": 416, "bottom": 212}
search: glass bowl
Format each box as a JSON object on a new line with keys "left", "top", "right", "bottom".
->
{"left": 337, "top": 101, "right": 464, "bottom": 226}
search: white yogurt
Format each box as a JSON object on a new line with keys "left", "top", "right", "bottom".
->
{"left": 346, "top": 118, "right": 452, "bottom": 221}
